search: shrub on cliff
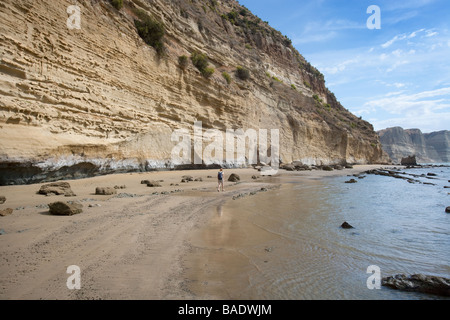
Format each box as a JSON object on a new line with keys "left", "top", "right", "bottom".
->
{"left": 236, "top": 66, "right": 250, "bottom": 81}
{"left": 178, "top": 55, "right": 188, "bottom": 70}
{"left": 202, "top": 67, "right": 215, "bottom": 79}
{"left": 110, "top": 0, "right": 123, "bottom": 10}
{"left": 222, "top": 72, "right": 231, "bottom": 84}
{"left": 191, "top": 52, "right": 215, "bottom": 78}
{"left": 134, "top": 10, "right": 165, "bottom": 56}
{"left": 191, "top": 52, "right": 208, "bottom": 71}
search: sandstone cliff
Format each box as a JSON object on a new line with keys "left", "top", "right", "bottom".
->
{"left": 0, "top": 0, "right": 388, "bottom": 185}
{"left": 378, "top": 127, "right": 450, "bottom": 163}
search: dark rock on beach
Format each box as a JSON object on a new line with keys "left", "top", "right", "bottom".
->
{"left": 446, "top": 206, "right": 450, "bottom": 213}
{"left": 281, "top": 161, "right": 311, "bottom": 171}
{"left": 340, "top": 222, "right": 354, "bottom": 229}
{"left": 181, "top": 175, "right": 194, "bottom": 183}
{"left": 0, "top": 208, "right": 14, "bottom": 217}
{"left": 95, "top": 187, "right": 117, "bottom": 195}
{"left": 382, "top": 274, "right": 450, "bottom": 297}
{"left": 345, "top": 179, "right": 357, "bottom": 184}
{"left": 401, "top": 155, "right": 417, "bottom": 166}
{"left": 0, "top": 196, "right": 5, "bottom": 204}
{"left": 48, "top": 201, "right": 83, "bottom": 216}
{"left": 38, "top": 182, "right": 76, "bottom": 197}
{"left": 147, "top": 181, "right": 162, "bottom": 187}
{"left": 282, "top": 164, "right": 295, "bottom": 171}
{"left": 228, "top": 173, "right": 240, "bottom": 182}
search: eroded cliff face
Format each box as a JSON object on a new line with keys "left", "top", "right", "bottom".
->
{"left": 0, "top": 0, "right": 388, "bottom": 184}
{"left": 378, "top": 127, "right": 450, "bottom": 163}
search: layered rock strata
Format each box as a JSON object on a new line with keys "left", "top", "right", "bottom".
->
{"left": 0, "top": 0, "right": 388, "bottom": 185}
{"left": 378, "top": 127, "right": 449, "bottom": 164}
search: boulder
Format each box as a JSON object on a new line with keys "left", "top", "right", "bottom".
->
{"left": 282, "top": 164, "right": 295, "bottom": 171}
{"left": 340, "top": 222, "right": 354, "bottom": 229}
{"left": 48, "top": 201, "right": 83, "bottom": 216}
{"left": 228, "top": 173, "right": 240, "bottom": 182}
{"left": 322, "top": 166, "right": 333, "bottom": 171}
{"left": 382, "top": 274, "right": 450, "bottom": 297}
{"left": 401, "top": 155, "right": 417, "bottom": 166}
{"left": 0, "top": 208, "right": 13, "bottom": 217}
{"left": 0, "top": 196, "right": 5, "bottom": 204}
{"left": 446, "top": 206, "right": 450, "bottom": 213}
{"left": 38, "top": 182, "right": 76, "bottom": 197}
{"left": 291, "top": 161, "right": 304, "bottom": 167}
{"left": 182, "top": 175, "right": 194, "bottom": 182}
{"left": 345, "top": 179, "right": 358, "bottom": 184}
{"left": 95, "top": 187, "right": 117, "bottom": 195}
{"left": 141, "top": 180, "right": 150, "bottom": 185}
{"left": 296, "top": 164, "right": 311, "bottom": 171}
{"left": 147, "top": 181, "right": 162, "bottom": 187}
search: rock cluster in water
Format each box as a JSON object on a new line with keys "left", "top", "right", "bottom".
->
{"left": 382, "top": 274, "right": 450, "bottom": 297}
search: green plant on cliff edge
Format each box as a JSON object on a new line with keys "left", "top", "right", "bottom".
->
{"left": 191, "top": 51, "right": 215, "bottom": 78}
{"left": 178, "top": 55, "right": 188, "bottom": 70}
{"left": 110, "top": 0, "right": 123, "bottom": 10}
{"left": 222, "top": 72, "right": 231, "bottom": 84}
{"left": 134, "top": 10, "right": 166, "bottom": 57}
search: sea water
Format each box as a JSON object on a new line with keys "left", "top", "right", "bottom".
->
{"left": 217, "top": 165, "right": 450, "bottom": 300}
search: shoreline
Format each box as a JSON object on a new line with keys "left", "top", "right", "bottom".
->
{"left": 0, "top": 165, "right": 396, "bottom": 299}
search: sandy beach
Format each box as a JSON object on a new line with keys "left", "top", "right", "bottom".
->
{"left": 0, "top": 165, "right": 393, "bottom": 300}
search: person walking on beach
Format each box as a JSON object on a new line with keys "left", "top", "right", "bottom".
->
{"left": 217, "top": 168, "right": 224, "bottom": 192}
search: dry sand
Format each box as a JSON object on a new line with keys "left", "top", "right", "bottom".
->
{"left": 0, "top": 165, "right": 393, "bottom": 300}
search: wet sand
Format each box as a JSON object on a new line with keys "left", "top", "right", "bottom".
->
{"left": 0, "top": 165, "right": 392, "bottom": 299}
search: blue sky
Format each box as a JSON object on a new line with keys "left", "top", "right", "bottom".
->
{"left": 238, "top": 0, "right": 450, "bottom": 133}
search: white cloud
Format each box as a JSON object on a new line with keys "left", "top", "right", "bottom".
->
{"left": 387, "top": 60, "right": 409, "bottom": 73}
{"left": 393, "top": 83, "right": 406, "bottom": 88}
{"left": 292, "top": 31, "right": 337, "bottom": 45}
{"left": 384, "top": 0, "right": 437, "bottom": 11}
{"left": 408, "top": 29, "right": 425, "bottom": 38}
{"left": 363, "top": 87, "right": 450, "bottom": 115}
{"left": 371, "top": 111, "right": 450, "bottom": 132}
{"left": 321, "top": 58, "right": 358, "bottom": 75}
{"left": 381, "top": 35, "right": 406, "bottom": 48}
{"left": 375, "top": 81, "right": 408, "bottom": 89}
{"left": 392, "top": 49, "right": 403, "bottom": 57}
{"left": 380, "top": 29, "right": 437, "bottom": 49}
{"left": 385, "top": 90, "right": 406, "bottom": 96}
